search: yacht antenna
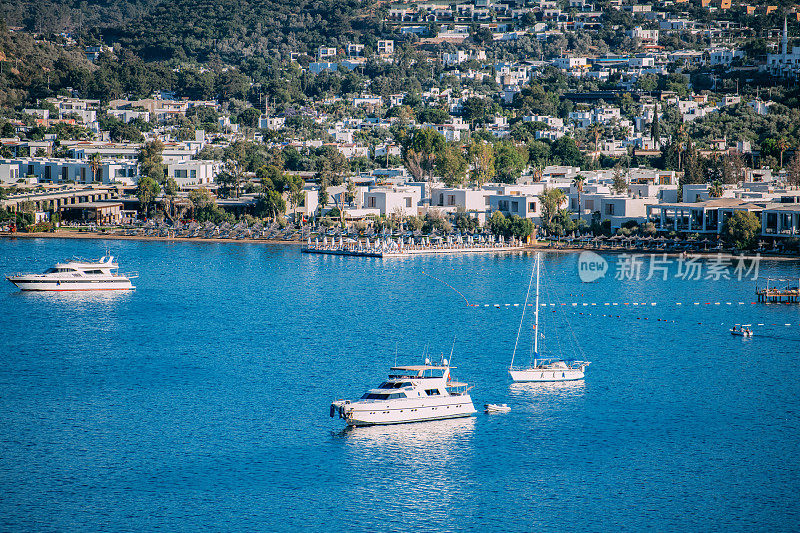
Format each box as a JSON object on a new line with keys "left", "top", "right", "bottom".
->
{"left": 510, "top": 256, "right": 536, "bottom": 370}
{"left": 448, "top": 336, "right": 456, "bottom": 366}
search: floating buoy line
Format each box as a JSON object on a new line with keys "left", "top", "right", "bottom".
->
{"left": 421, "top": 272, "right": 799, "bottom": 332}
{"left": 471, "top": 301, "right": 764, "bottom": 308}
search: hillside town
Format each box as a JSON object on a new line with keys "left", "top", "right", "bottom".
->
{"left": 2, "top": 1, "right": 800, "bottom": 250}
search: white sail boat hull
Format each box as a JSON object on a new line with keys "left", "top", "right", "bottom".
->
{"left": 509, "top": 367, "right": 586, "bottom": 382}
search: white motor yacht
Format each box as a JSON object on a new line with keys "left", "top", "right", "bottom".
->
{"left": 6, "top": 256, "right": 136, "bottom": 291}
{"left": 330, "top": 359, "right": 477, "bottom": 426}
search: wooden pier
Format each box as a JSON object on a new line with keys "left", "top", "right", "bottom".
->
{"left": 302, "top": 241, "right": 525, "bottom": 258}
{"left": 756, "top": 278, "right": 800, "bottom": 303}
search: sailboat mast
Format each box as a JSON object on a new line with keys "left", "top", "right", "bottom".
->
{"left": 534, "top": 253, "right": 540, "bottom": 357}
{"left": 510, "top": 260, "right": 536, "bottom": 370}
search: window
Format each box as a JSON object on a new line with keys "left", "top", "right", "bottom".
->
{"left": 361, "top": 391, "right": 406, "bottom": 400}
{"left": 425, "top": 389, "right": 441, "bottom": 396}
{"left": 605, "top": 204, "right": 615, "bottom": 215}
{"left": 377, "top": 381, "right": 412, "bottom": 389}
{"left": 405, "top": 197, "right": 412, "bottom": 208}
{"left": 62, "top": 167, "right": 69, "bottom": 181}
{"left": 529, "top": 202, "right": 536, "bottom": 212}
{"left": 44, "top": 166, "right": 51, "bottom": 181}
{"left": 368, "top": 197, "right": 376, "bottom": 208}
{"left": 190, "top": 170, "right": 197, "bottom": 179}
{"left": 361, "top": 393, "right": 390, "bottom": 400}
{"left": 511, "top": 201, "right": 519, "bottom": 212}
{"left": 447, "top": 195, "right": 455, "bottom": 206}
{"left": 81, "top": 168, "right": 86, "bottom": 181}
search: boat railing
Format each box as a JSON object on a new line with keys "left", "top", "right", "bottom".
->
{"left": 122, "top": 271, "right": 139, "bottom": 279}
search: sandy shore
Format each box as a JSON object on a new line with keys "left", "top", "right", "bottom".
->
{"left": 2, "top": 230, "right": 798, "bottom": 260}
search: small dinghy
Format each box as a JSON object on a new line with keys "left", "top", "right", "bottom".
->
{"left": 730, "top": 324, "right": 753, "bottom": 337}
{"left": 484, "top": 403, "right": 511, "bottom": 413}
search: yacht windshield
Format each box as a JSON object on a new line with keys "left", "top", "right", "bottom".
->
{"left": 360, "top": 392, "right": 407, "bottom": 400}
{"left": 376, "top": 381, "right": 413, "bottom": 389}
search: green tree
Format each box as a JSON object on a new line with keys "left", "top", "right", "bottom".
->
{"left": 162, "top": 177, "right": 179, "bottom": 219}
{"left": 136, "top": 175, "right": 161, "bottom": 217}
{"left": 722, "top": 211, "right": 761, "bottom": 249}
{"left": 436, "top": 143, "right": 467, "bottom": 187}
{"left": 487, "top": 211, "right": 508, "bottom": 236}
{"left": 318, "top": 146, "right": 349, "bottom": 186}
{"left": 787, "top": 150, "right": 800, "bottom": 189}
{"left": 650, "top": 101, "right": 661, "bottom": 149}
{"left": 237, "top": 107, "right": 262, "bottom": 128}
{"left": 317, "top": 182, "right": 329, "bottom": 213}
{"left": 494, "top": 141, "right": 528, "bottom": 184}
{"left": 401, "top": 128, "right": 446, "bottom": 182}
{"left": 538, "top": 187, "right": 566, "bottom": 229}
{"left": 572, "top": 174, "right": 586, "bottom": 219}
{"left": 550, "top": 136, "right": 583, "bottom": 167}
{"left": 468, "top": 141, "right": 496, "bottom": 186}
{"left": 611, "top": 166, "right": 628, "bottom": 195}
{"left": 257, "top": 189, "right": 286, "bottom": 220}
{"left": 89, "top": 153, "right": 103, "bottom": 183}
{"left": 137, "top": 140, "right": 165, "bottom": 182}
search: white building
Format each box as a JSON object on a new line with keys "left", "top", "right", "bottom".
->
{"left": 1, "top": 157, "right": 138, "bottom": 185}
{"left": 170, "top": 160, "right": 221, "bottom": 186}
{"left": 45, "top": 96, "right": 99, "bottom": 125}
{"left": 364, "top": 186, "right": 420, "bottom": 216}
{"left": 107, "top": 108, "right": 151, "bottom": 123}
{"left": 377, "top": 40, "right": 394, "bottom": 56}
{"left": 259, "top": 116, "right": 285, "bottom": 130}
{"left": 318, "top": 46, "right": 338, "bottom": 59}
{"left": 429, "top": 187, "right": 494, "bottom": 213}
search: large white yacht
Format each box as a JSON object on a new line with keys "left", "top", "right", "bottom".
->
{"left": 6, "top": 256, "right": 136, "bottom": 291}
{"left": 330, "top": 359, "right": 477, "bottom": 426}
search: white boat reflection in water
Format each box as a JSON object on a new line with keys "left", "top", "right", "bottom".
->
{"left": 338, "top": 416, "right": 476, "bottom": 449}
{"left": 509, "top": 380, "right": 587, "bottom": 400}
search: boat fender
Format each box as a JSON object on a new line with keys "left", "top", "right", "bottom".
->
{"left": 330, "top": 405, "right": 336, "bottom": 418}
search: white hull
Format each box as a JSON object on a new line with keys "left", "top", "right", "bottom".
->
{"left": 8, "top": 278, "right": 133, "bottom": 291}
{"left": 344, "top": 396, "right": 477, "bottom": 426}
{"left": 509, "top": 368, "right": 585, "bottom": 382}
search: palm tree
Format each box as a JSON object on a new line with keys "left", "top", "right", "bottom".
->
{"left": 777, "top": 137, "right": 789, "bottom": 168}
{"left": 675, "top": 124, "right": 686, "bottom": 171}
{"left": 88, "top": 153, "right": 102, "bottom": 184}
{"left": 587, "top": 123, "right": 603, "bottom": 167}
{"left": 709, "top": 180, "right": 724, "bottom": 198}
{"left": 572, "top": 174, "right": 586, "bottom": 222}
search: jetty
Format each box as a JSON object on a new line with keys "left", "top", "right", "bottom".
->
{"left": 302, "top": 235, "right": 525, "bottom": 257}
{"left": 756, "top": 278, "right": 800, "bottom": 303}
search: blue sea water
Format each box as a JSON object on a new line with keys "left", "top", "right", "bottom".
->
{"left": 1, "top": 238, "right": 799, "bottom": 532}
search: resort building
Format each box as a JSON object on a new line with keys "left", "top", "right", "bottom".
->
{"left": 0, "top": 157, "right": 138, "bottom": 185}
{"left": 363, "top": 186, "right": 421, "bottom": 216}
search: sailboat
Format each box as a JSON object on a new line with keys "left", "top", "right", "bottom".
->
{"left": 508, "top": 253, "right": 590, "bottom": 382}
